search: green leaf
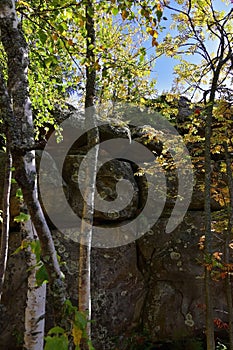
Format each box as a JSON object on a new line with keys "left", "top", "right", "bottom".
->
{"left": 156, "top": 10, "right": 163, "bottom": 22}
{"left": 16, "top": 188, "right": 23, "bottom": 200}
{"left": 44, "top": 335, "right": 68, "bottom": 350}
{"left": 88, "top": 44, "right": 95, "bottom": 50}
{"left": 44, "top": 57, "right": 55, "bottom": 68}
{"left": 48, "top": 326, "right": 66, "bottom": 335}
{"left": 63, "top": 9, "right": 73, "bottom": 20}
{"left": 11, "top": 246, "right": 23, "bottom": 255}
{"left": 112, "top": 7, "right": 119, "bottom": 15}
{"left": 30, "top": 240, "right": 41, "bottom": 262}
{"left": 38, "top": 30, "right": 47, "bottom": 45}
{"left": 64, "top": 299, "right": 73, "bottom": 308}
{"left": 36, "top": 264, "right": 49, "bottom": 286}
{"left": 14, "top": 212, "right": 30, "bottom": 223}
{"left": 87, "top": 339, "right": 95, "bottom": 350}
{"left": 74, "top": 311, "right": 88, "bottom": 330}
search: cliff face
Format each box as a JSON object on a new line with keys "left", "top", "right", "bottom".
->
{"left": 0, "top": 99, "right": 232, "bottom": 349}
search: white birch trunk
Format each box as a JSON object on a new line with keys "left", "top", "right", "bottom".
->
{"left": 23, "top": 220, "right": 46, "bottom": 350}
{"left": 78, "top": 122, "right": 99, "bottom": 338}
{"left": 78, "top": 2, "right": 98, "bottom": 345}
{"left": 23, "top": 151, "right": 46, "bottom": 350}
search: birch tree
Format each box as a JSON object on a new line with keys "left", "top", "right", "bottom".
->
{"left": 0, "top": 129, "right": 12, "bottom": 301}
{"left": 78, "top": 0, "right": 99, "bottom": 345}
{"left": 23, "top": 219, "right": 46, "bottom": 350}
{"left": 0, "top": 0, "right": 65, "bottom": 323}
{"left": 78, "top": 1, "right": 163, "bottom": 345}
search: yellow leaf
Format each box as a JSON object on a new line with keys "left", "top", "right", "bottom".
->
{"left": 18, "top": 0, "right": 32, "bottom": 10}
{"left": 140, "top": 97, "right": 146, "bottom": 104}
{"left": 93, "top": 61, "right": 101, "bottom": 71}
{"left": 157, "top": 3, "right": 162, "bottom": 11}
{"left": 153, "top": 30, "right": 158, "bottom": 38}
{"left": 72, "top": 326, "right": 83, "bottom": 346}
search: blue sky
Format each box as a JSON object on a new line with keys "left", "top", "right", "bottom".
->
{"left": 152, "top": 0, "right": 231, "bottom": 94}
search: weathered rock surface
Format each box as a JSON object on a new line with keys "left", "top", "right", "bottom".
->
{"left": 138, "top": 213, "right": 208, "bottom": 340}
{"left": 63, "top": 155, "right": 139, "bottom": 223}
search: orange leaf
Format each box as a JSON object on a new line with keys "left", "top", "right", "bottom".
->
{"left": 157, "top": 3, "right": 162, "bottom": 11}
{"left": 121, "top": 9, "right": 129, "bottom": 20}
{"left": 152, "top": 37, "right": 158, "bottom": 47}
{"left": 213, "top": 251, "right": 222, "bottom": 260}
{"left": 67, "top": 39, "right": 73, "bottom": 46}
{"left": 220, "top": 272, "right": 227, "bottom": 279}
{"left": 52, "top": 33, "right": 58, "bottom": 41}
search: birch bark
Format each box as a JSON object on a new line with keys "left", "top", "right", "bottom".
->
{"left": 78, "top": 1, "right": 99, "bottom": 346}
{"left": 23, "top": 219, "right": 46, "bottom": 350}
{"left": 0, "top": 143, "right": 12, "bottom": 301}
{"left": 0, "top": 67, "right": 13, "bottom": 302}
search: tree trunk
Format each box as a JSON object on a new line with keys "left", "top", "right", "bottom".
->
{"left": 0, "top": 68, "right": 13, "bottom": 302}
{"left": 13, "top": 153, "right": 66, "bottom": 314}
{"left": 23, "top": 218, "right": 46, "bottom": 350}
{"left": 0, "top": 0, "right": 65, "bottom": 322}
{"left": 204, "top": 53, "right": 227, "bottom": 347}
{"left": 78, "top": 0, "right": 99, "bottom": 346}
{"left": 0, "top": 142, "right": 12, "bottom": 301}
{"left": 223, "top": 141, "right": 233, "bottom": 350}
{"left": 204, "top": 99, "right": 215, "bottom": 350}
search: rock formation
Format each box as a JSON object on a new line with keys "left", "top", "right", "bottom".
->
{"left": 0, "top": 98, "right": 232, "bottom": 349}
